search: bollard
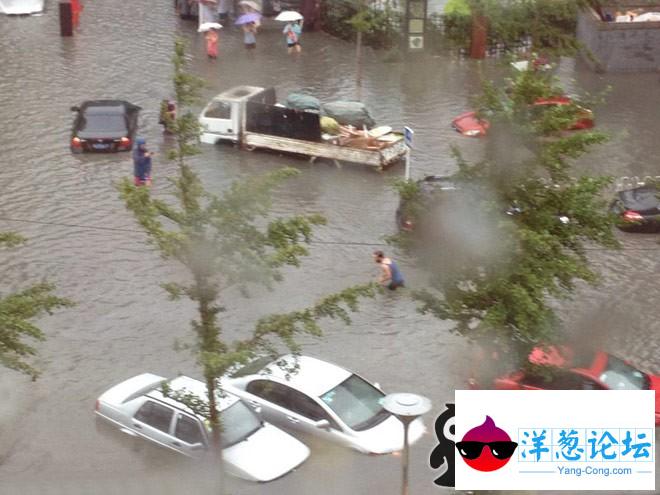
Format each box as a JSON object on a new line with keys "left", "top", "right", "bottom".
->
{"left": 59, "top": 1, "right": 73, "bottom": 36}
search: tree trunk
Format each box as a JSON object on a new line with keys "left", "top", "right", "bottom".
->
{"left": 206, "top": 375, "right": 222, "bottom": 454}
{"left": 301, "top": 0, "right": 321, "bottom": 31}
{"left": 470, "top": 14, "right": 487, "bottom": 59}
{"left": 197, "top": 276, "right": 222, "bottom": 456}
{"left": 356, "top": 30, "right": 363, "bottom": 101}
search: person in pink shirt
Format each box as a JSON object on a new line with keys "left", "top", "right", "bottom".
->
{"left": 205, "top": 28, "right": 219, "bottom": 58}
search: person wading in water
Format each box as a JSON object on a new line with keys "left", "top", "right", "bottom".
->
{"left": 373, "top": 250, "right": 405, "bottom": 290}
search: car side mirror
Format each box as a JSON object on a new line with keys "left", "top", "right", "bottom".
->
{"left": 314, "top": 419, "right": 330, "bottom": 430}
{"left": 374, "top": 382, "right": 382, "bottom": 391}
{"left": 70, "top": 106, "right": 79, "bottom": 112}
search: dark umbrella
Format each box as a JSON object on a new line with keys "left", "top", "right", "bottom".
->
{"left": 235, "top": 12, "right": 261, "bottom": 25}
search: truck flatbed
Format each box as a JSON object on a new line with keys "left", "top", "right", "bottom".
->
{"left": 242, "top": 132, "right": 406, "bottom": 170}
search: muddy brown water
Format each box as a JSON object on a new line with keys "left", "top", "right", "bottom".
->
{"left": 0, "top": 2, "right": 657, "bottom": 494}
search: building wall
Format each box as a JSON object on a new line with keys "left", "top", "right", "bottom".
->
{"left": 577, "top": 9, "right": 660, "bottom": 72}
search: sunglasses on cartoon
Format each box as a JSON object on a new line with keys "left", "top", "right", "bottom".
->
{"left": 455, "top": 441, "right": 518, "bottom": 460}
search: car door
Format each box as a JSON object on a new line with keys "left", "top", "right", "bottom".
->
{"left": 201, "top": 100, "right": 236, "bottom": 137}
{"left": 132, "top": 399, "right": 178, "bottom": 453}
{"left": 244, "top": 380, "right": 298, "bottom": 426}
{"left": 172, "top": 412, "right": 208, "bottom": 457}
{"left": 245, "top": 379, "right": 343, "bottom": 440}
{"left": 283, "top": 389, "right": 345, "bottom": 442}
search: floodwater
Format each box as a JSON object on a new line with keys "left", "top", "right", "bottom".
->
{"left": 0, "top": 2, "right": 658, "bottom": 494}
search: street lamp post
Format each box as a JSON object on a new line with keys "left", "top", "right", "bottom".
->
{"left": 382, "top": 392, "right": 432, "bottom": 495}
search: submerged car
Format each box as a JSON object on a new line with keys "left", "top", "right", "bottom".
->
{"left": 395, "top": 175, "right": 459, "bottom": 232}
{"left": 224, "top": 355, "right": 426, "bottom": 454}
{"left": 0, "top": 0, "right": 44, "bottom": 15}
{"left": 95, "top": 373, "right": 309, "bottom": 482}
{"left": 395, "top": 175, "right": 571, "bottom": 234}
{"left": 452, "top": 96, "right": 594, "bottom": 137}
{"left": 451, "top": 111, "right": 490, "bottom": 137}
{"left": 610, "top": 185, "right": 660, "bottom": 232}
{"left": 70, "top": 100, "right": 140, "bottom": 153}
{"left": 493, "top": 346, "right": 660, "bottom": 425}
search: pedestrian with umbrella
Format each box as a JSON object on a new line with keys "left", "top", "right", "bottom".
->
{"left": 235, "top": 13, "right": 261, "bottom": 49}
{"left": 238, "top": 0, "right": 261, "bottom": 14}
{"left": 199, "top": 22, "right": 222, "bottom": 58}
{"left": 277, "top": 11, "right": 304, "bottom": 54}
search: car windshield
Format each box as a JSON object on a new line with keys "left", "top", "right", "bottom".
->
{"left": 599, "top": 355, "right": 649, "bottom": 390}
{"left": 81, "top": 113, "right": 127, "bottom": 134}
{"left": 319, "top": 374, "right": 387, "bottom": 431}
{"left": 220, "top": 400, "right": 262, "bottom": 448}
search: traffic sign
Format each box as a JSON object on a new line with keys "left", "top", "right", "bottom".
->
{"left": 404, "top": 126, "right": 414, "bottom": 148}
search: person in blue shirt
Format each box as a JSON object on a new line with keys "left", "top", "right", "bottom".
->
{"left": 283, "top": 20, "right": 302, "bottom": 54}
{"left": 243, "top": 22, "right": 257, "bottom": 49}
{"left": 373, "top": 250, "right": 405, "bottom": 290}
{"left": 132, "top": 137, "right": 153, "bottom": 186}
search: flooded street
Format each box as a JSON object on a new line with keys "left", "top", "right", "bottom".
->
{"left": 0, "top": 2, "right": 658, "bottom": 494}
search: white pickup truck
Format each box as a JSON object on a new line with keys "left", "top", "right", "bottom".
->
{"left": 199, "top": 86, "right": 407, "bottom": 170}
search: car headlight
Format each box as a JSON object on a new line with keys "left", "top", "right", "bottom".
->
{"left": 465, "top": 129, "right": 481, "bottom": 137}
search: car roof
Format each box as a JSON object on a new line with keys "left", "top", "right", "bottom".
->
{"left": 80, "top": 100, "right": 138, "bottom": 114}
{"left": 528, "top": 345, "right": 599, "bottom": 370}
{"left": 212, "top": 86, "right": 265, "bottom": 102}
{"left": 146, "top": 375, "right": 239, "bottom": 415}
{"left": 259, "top": 355, "right": 352, "bottom": 397}
{"left": 618, "top": 186, "right": 660, "bottom": 209}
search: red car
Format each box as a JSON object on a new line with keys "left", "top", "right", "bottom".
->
{"left": 493, "top": 346, "right": 660, "bottom": 425}
{"left": 532, "top": 96, "right": 595, "bottom": 130}
{"left": 451, "top": 111, "right": 490, "bottom": 137}
{"left": 452, "top": 96, "right": 594, "bottom": 137}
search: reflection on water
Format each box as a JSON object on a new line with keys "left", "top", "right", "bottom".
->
{"left": 0, "top": 2, "right": 658, "bottom": 494}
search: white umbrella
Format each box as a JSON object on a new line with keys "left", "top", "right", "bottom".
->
{"left": 275, "top": 10, "right": 303, "bottom": 22}
{"left": 198, "top": 22, "right": 223, "bottom": 32}
{"left": 238, "top": 0, "right": 261, "bottom": 12}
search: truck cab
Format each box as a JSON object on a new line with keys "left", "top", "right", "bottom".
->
{"left": 199, "top": 86, "right": 275, "bottom": 144}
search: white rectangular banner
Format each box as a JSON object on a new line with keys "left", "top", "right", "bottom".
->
{"left": 455, "top": 390, "right": 655, "bottom": 491}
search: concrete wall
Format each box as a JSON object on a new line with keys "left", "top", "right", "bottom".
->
{"left": 577, "top": 8, "right": 660, "bottom": 72}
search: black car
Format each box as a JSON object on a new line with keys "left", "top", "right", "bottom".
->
{"left": 395, "top": 176, "right": 460, "bottom": 232}
{"left": 70, "top": 100, "right": 140, "bottom": 153}
{"left": 395, "top": 175, "right": 570, "bottom": 233}
{"left": 610, "top": 185, "right": 660, "bottom": 232}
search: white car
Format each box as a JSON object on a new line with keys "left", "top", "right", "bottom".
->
{"left": 0, "top": 0, "right": 44, "bottom": 15}
{"left": 95, "top": 373, "right": 309, "bottom": 482}
{"left": 224, "top": 355, "right": 426, "bottom": 454}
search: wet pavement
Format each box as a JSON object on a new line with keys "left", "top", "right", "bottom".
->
{"left": 0, "top": 2, "right": 658, "bottom": 494}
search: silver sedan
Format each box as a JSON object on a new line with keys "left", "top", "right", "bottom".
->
{"left": 95, "top": 373, "right": 310, "bottom": 482}
{"left": 224, "top": 355, "right": 426, "bottom": 454}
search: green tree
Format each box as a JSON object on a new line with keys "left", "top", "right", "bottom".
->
{"left": 394, "top": 67, "right": 618, "bottom": 365}
{"left": 446, "top": 0, "right": 600, "bottom": 57}
{"left": 347, "top": 0, "right": 399, "bottom": 98}
{"left": 348, "top": 0, "right": 372, "bottom": 100}
{"left": 0, "top": 233, "right": 73, "bottom": 380}
{"left": 119, "top": 39, "right": 375, "bottom": 454}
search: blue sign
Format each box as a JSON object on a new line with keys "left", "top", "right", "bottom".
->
{"left": 404, "top": 126, "right": 414, "bottom": 148}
